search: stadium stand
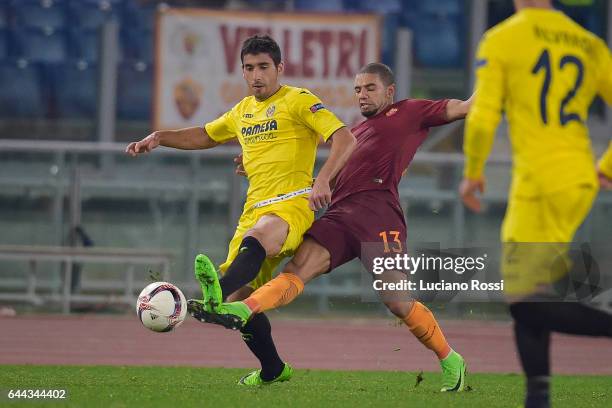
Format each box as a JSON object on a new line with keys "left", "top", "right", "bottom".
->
{"left": 0, "top": 60, "right": 45, "bottom": 118}
{"left": 51, "top": 60, "right": 99, "bottom": 119}
{"left": 13, "top": 28, "right": 68, "bottom": 63}
{"left": 116, "top": 60, "right": 152, "bottom": 120}
{"left": 12, "top": 0, "right": 67, "bottom": 32}
{"left": 0, "top": 0, "right": 605, "bottom": 124}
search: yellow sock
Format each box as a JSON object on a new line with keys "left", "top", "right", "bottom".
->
{"left": 243, "top": 273, "right": 305, "bottom": 314}
{"left": 402, "top": 302, "right": 451, "bottom": 360}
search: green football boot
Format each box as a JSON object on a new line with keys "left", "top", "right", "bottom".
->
{"left": 238, "top": 363, "right": 293, "bottom": 386}
{"left": 193, "top": 254, "right": 222, "bottom": 313}
{"left": 187, "top": 300, "right": 251, "bottom": 331}
{"left": 440, "top": 350, "right": 467, "bottom": 392}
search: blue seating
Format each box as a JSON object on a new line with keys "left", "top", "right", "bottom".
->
{"left": 0, "top": 29, "right": 7, "bottom": 59}
{"left": 421, "top": 0, "right": 461, "bottom": 16}
{"left": 553, "top": 0, "right": 605, "bottom": 38}
{"left": 247, "top": 0, "right": 288, "bottom": 11}
{"left": 345, "top": 0, "right": 403, "bottom": 68}
{"left": 13, "top": 28, "right": 68, "bottom": 63}
{"left": 0, "top": 4, "right": 9, "bottom": 30}
{"left": 400, "top": 0, "right": 421, "bottom": 28}
{"left": 122, "top": 1, "right": 157, "bottom": 32}
{"left": 69, "top": 29, "right": 100, "bottom": 62}
{"left": 347, "top": 0, "right": 401, "bottom": 14}
{"left": 0, "top": 60, "right": 46, "bottom": 118}
{"left": 51, "top": 60, "right": 98, "bottom": 118}
{"left": 67, "top": 0, "right": 122, "bottom": 30}
{"left": 294, "top": 0, "right": 343, "bottom": 12}
{"left": 12, "top": 0, "right": 67, "bottom": 31}
{"left": 121, "top": 28, "right": 153, "bottom": 63}
{"left": 413, "top": 15, "right": 462, "bottom": 68}
{"left": 116, "top": 60, "right": 152, "bottom": 121}
{"left": 380, "top": 13, "right": 401, "bottom": 67}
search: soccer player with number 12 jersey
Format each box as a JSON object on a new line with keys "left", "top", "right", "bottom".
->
{"left": 459, "top": 1, "right": 612, "bottom": 407}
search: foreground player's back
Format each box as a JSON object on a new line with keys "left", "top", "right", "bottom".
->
{"left": 474, "top": 8, "right": 612, "bottom": 193}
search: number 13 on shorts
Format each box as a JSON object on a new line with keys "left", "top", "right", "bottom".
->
{"left": 379, "top": 230, "right": 403, "bottom": 253}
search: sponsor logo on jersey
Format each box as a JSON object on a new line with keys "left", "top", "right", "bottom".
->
{"left": 242, "top": 120, "right": 278, "bottom": 137}
{"left": 386, "top": 108, "right": 398, "bottom": 117}
{"left": 310, "top": 103, "right": 325, "bottom": 113}
{"left": 243, "top": 113, "right": 254, "bottom": 118}
{"left": 266, "top": 105, "right": 276, "bottom": 118}
{"left": 242, "top": 120, "right": 279, "bottom": 144}
{"left": 244, "top": 133, "right": 278, "bottom": 145}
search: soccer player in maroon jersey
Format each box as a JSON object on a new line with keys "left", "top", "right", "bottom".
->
{"left": 192, "top": 63, "right": 473, "bottom": 390}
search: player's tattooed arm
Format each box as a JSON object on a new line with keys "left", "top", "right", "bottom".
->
{"left": 126, "top": 127, "right": 219, "bottom": 156}
{"left": 445, "top": 93, "right": 475, "bottom": 122}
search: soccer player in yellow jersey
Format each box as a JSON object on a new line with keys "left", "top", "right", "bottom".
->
{"left": 460, "top": 1, "right": 612, "bottom": 407}
{"left": 126, "top": 35, "right": 355, "bottom": 385}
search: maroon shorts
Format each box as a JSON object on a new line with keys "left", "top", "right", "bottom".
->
{"left": 305, "top": 189, "right": 407, "bottom": 272}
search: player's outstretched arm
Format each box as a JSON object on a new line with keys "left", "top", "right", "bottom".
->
{"left": 445, "top": 92, "right": 475, "bottom": 122}
{"left": 310, "top": 127, "right": 356, "bottom": 210}
{"left": 125, "top": 127, "right": 219, "bottom": 156}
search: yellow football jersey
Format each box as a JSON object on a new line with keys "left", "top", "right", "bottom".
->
{"left": 205, "top": 85, "right": 345, "bottom": 207}
{"left": 464, "top": 8, "right": 612, "bottom": 196}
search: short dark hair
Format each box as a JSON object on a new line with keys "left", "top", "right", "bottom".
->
{"left": 240, "top": 35, "right": 282, "bottom": 66}
{"left": 358, "top": 63, "right": 395, "bottom": 86}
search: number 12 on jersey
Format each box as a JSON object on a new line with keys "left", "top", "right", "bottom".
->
{"left": 532, "top": 48, "right": 584, "bottom": 126}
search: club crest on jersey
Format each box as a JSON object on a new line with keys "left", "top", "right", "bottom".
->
{"left": 310, "top": 103, "right": 325, "bottom": 113}
{"left": 266, "top": 105, "right": 276, "bottom": 118}
{"left": 386, "top": 108, "right": 398, "bottom": 117}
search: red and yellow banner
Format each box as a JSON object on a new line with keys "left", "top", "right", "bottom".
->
{"left": 154, "top": 8, "right": 381, "bottom": 129}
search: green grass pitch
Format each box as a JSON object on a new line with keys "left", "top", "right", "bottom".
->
{"left": 1, "top": 366, "right": 610, "bottom": 407}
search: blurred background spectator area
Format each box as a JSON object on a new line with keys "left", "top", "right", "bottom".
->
{"left": 0, "top": 0, "right": 607, "bottom": 141}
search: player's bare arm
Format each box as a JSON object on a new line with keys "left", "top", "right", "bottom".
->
{"left": 450, "top": 93, "right": 482, "bottom": 212}
{"left": 445, "top": 93, "right": 474, "bottom": 122}
{"left": 126, "top": 127, "right": 219, "bottom": 156}
{"left": 310, "top": 127, "right": 356, "bottom": 211}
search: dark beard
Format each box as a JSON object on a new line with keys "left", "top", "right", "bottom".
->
{"left": 361, "top": 109, "right": 377, "bottom": 118}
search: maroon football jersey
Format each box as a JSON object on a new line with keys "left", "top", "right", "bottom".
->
{"left": 331, "top": 98, "right": 450, "bottom": 206}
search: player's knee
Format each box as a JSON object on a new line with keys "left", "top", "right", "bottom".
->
{"left": 384, "top": 300, "right": 414, "bottom": 318}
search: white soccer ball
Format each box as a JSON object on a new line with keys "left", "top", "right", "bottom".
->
{"left": 136, "top": 282, "right": 187, "bottom": 332}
